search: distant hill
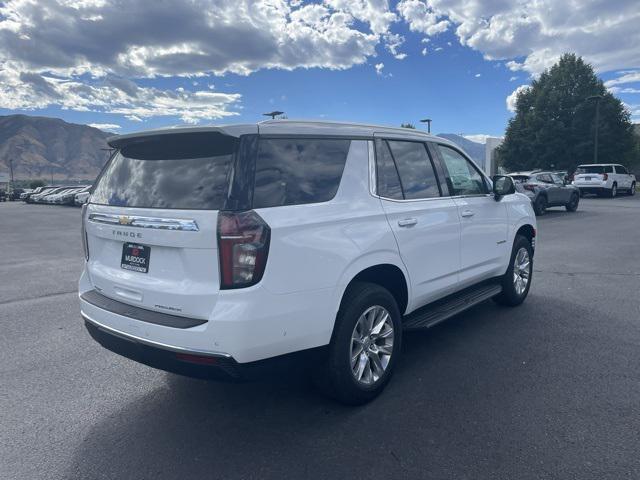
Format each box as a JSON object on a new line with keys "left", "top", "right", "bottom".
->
{"left": 436, "top": 133, "right": 485, "bottom": 165}
{"left": 0, "top": 115, "right": 112, "bottom": 180}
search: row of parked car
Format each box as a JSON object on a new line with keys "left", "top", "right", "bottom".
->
{"left": 508, "top": 163, "right": 636, "bottom": 215}
{"left": 20, "top": 185, "right": 92, "bottom": 206}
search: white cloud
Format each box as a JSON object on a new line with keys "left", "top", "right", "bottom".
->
{"left": 506, "top": 85, "right": 531, "bottom": 113}
{"left": 88, "top": 123, "right": 121, "bottom": 131}
{"left": 604, "top": 71, "right": 640, "bottom": 88}
{"left": 375, "top": 63, "right": 385, "bottom": 75}
{"left": 421, "top": 47, "right": 428, "bottom": 56}
{"left": 323, "top": 0, "right": 396, "bottom": 35}
{"left": 397, "top": 0, "right": 640, "bottom": 75}
{"left": 0, "top": 0, "right": 386, "bottom": 122}
{"left": 397, "top": 0, "right": 449, "bottom": 36}
{"left": 383, "top": 32, "right": 407, "bottom": 60}
{"left": 0, "top": 70, "right": 241, "bottom": 123}
{"left": 509, "top": 76, "right": 517, "bottom": 82}
{"left": 2, "top": 0, "right": 640, "bottom": 123}
{"left": 474, "top": 73, "right": 481, "bottom": 78}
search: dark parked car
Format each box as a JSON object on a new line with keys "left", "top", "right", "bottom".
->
{"left": 0, "top": 190, "right": 6, "bottom": 202}
{"left": 509, "top": 171, "right": 580, "bottom": 215}
{"left": 8, "top": 188, "right": 25, "bottom": 201}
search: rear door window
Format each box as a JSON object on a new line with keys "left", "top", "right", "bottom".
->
{"left": 374, "top": 139, "right": 403, "bottom": 200}
{"left": 252, "top": 138, "right": 350, "bottom": 208}
{"left": 386, "top": 140, "right": 440, "bottom": 199}
{"left": 615, "top": 165, "right": 628, "bottom": 174}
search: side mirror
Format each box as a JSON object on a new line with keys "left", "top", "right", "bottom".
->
{"left": 492, "top": 175, "right": 515, "bottom": 199}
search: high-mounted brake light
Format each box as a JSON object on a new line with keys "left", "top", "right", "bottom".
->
{"left": 217, "top": 210, "right": 270, "bottom": 289}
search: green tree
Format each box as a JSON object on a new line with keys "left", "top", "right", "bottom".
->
{"left": 498, "top": 54, "right": 635, "bottom": 173}
{"left": 30, "top": 179, "right": 46, "bottom": 189}
{"left": 400, "top": 123, "right": 416, "bottom": 129}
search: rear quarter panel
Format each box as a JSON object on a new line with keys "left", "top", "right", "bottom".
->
{"left": 255, "top": 140, "right": 405, "bottom": 342}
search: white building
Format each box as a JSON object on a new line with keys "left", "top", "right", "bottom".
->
{"left": 484, "top": 137, "right": 503, "bottom": 176}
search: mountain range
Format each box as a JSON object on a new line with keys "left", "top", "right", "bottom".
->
{"left": 0, "top": 115, "right": 112, "bottom": 180}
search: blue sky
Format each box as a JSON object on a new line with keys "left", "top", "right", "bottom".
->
{"left": 0, "top": 0, "right": 638, "bottom": 138}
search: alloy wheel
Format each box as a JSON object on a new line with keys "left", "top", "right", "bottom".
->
{"left": 350, "top": 305, "right": 394, "bottom": 385}
{"left": 513, "top": 247, "right": 531, "bottom": 296}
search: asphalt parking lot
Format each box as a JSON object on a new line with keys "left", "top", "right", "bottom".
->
{"left": 1, "top": 196, "right": 639, "bottom": 480}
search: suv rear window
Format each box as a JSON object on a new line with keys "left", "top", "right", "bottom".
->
{"left": 91, "top": 132, "right": 237, "bottom": 210}
{"left": 252, "top": 138, "right": 350, "bottom": 208}
{"left": 576, "top": 165, "right": 613, "bottom": 174}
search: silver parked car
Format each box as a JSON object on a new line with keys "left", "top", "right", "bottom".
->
{"left": 509, "top": 171, "right": 580, "bottom": 215}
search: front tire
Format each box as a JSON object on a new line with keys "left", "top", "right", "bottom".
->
{"left": 630, "top": 182, "right": 636, "bottom": 196}
{"left": 316, "top": 282, "right": 402, "bottom": 405}
{"left": 565, "top": 192, "right": 579, "bottom": 212}
{"left": 494, "top": 235, "right": 533, "bottom": 307}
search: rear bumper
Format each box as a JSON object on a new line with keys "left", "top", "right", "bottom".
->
{"left": 576, "top": 186, "right": 607, "bottom": 194}
{"left": 84, "top": 315, "right": 321, "bottom": 381}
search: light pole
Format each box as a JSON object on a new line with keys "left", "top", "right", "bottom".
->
{"left": 420, "top": 118, "right": 432, "bottom": 133}
{"left": 587, "top": 95, "right": 602, "bottom": 164}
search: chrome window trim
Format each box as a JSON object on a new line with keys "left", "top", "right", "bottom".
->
{"left": 368, "top": 139, "right": 491, "bottom": 203}
{"left": 88, "top": 213, "right": 199, "bottom": 231}
{"left": 367, "top": 140, "right": 377, "bottom": 197}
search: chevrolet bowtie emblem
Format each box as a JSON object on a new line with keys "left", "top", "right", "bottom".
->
{"left": 118, "top": 216, "right": 133, "bottom": 225}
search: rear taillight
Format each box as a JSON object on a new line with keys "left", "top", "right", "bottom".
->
{"left": 602, "top": 173, "right": 608, "bottom": 181}
{"left": 523, "top": 184, "right": 536, "bottom": 192}
{"left": 217, "top": 210, "right": 270, "bottom": 289}
{"left": 81, "top": 204, "right": 89, "bottom": 260}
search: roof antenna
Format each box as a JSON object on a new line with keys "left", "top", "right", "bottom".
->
{"left": 263, "top": 111, "right": 284, "bottom": 120}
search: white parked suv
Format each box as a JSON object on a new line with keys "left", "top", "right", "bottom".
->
{"left": 572, "top": 163, "right": 636, "bottom": 197}
{"left": 79, "top": 121, "right": 537, "bottom": 404}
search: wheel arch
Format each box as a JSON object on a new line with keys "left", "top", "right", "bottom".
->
{"left": 336, "top": 261, "right": 410, "bottom": 319}
{"left": 515, "top": 224, "right": 536, "bottom": 244}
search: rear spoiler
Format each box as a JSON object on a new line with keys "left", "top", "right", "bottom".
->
{"left": 106, "top": 124, "right": 258, "bottom": 150}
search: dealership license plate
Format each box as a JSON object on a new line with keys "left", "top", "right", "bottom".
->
{"left": 121, "top": 243, "right": 150, "bottom": 273}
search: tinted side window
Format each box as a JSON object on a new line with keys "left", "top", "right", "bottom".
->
{"left": 375, "top": 139, "right": 403, "bottom": 200}
{"left": 437, "top": 145, "right": 488, "bottom": 195}
{"left": 604, "top": 165, "right": 614, "bottom": 173}
{"left": 387, "top": 140, "right": 440, "bottom": 199}
{"left": 616, "top": 165, "right": 628, "bottom": 174}
{"left": 253, "top": 138, "right": 350, "bottom": 208}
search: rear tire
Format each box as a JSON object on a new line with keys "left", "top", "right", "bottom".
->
{"left": 609, "top": 184, "right": 617, "bottom": 198}
{"left": 565, "top": 192, "right": 579, "bottom": 212}
{"left": 533, "top": 195, "right": 547, "bottom": 216}
{"left": 315, "top": 282, "right": 402, "bottom": 405}
{"left": 493, "top": 235, "right": 533, "bottom": 307}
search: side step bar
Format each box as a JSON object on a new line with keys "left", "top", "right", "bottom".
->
{"left": 403, "top": 282, "right": 502, "bottom": 330}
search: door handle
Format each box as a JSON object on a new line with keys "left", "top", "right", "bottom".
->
{"left": 398, "top": 218, "right": 418, "bottom": 227}
{"left": 460, "top": 209, "right": 475, "bottom": 218}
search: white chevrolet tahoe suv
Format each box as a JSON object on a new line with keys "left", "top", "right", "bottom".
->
{"left": 79, "top": 120, "right": 537, "bottom": 404}
{"left": 572, "top": 163, "right": 636, "bottom": 197}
